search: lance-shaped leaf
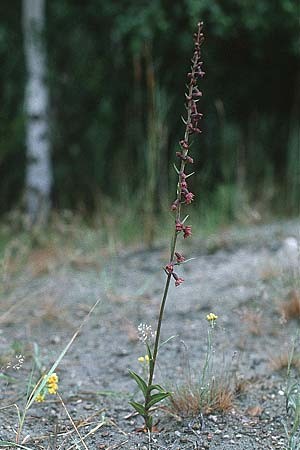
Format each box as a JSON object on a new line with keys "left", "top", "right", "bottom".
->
{"left": 129, "top": 401, "right": 146, "bottom": 416}
{"left": 186, "top": 171, "right": 195, "bottom": 178}
{"left": 173, "top": 163, "right": 179, "bottom": 174}
{"left": 148, "top": 383, "right": 167, "bottom": 393}
{"left": 146, "top": 391, "right": 171, "bottom": 409}
{"left": 128, "top": 370, "right": 147, "bottom": 396}
{"left": 145, "top": 342, "right": 154, "bottom": 373}
{"left": 159, "top": 335, "right": 178, "bottom": 349}
{"left": 147, "top": 415, "right": 153, "bottom": 429}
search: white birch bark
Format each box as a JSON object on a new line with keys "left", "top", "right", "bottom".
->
{"left": 22, "top": 0, "right": 52, "bottom": 225}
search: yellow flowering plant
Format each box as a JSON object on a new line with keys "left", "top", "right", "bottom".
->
{"left": 200, "top": 313, "right": 218, "bottom": 395}
{"left": 35, "top": 372, "right": 59, "bottom": 402}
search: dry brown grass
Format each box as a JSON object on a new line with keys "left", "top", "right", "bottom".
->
{"left": 269, "top": 348, "right": 300, "bottom": 371}
{"left": 279, "top": 289, "right": 300, "bottom": 321}
{"left": 27, "top": 247, "right": 61, "bottom": 277}
{"left": 169, "top": 376, "right": 236, "bottom": 417}
{"left": 239, "top": 308, "right": 263, "bottom": 336}
{"left": 28, "top": 246, "right": 101, "bottom": 278}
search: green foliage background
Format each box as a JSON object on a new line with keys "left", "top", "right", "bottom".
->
{"left": 0, "top": 0, "right": 299, "bottom": 217}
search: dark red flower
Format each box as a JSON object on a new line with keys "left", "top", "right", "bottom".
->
{"left": 165, "top": 263, "right": 174, "bottom": 273}
{"left": 179, "top": 140, "right": 189, "bottom": 150}
{"left": 175, "top": 220, "right": 184, "bottom": 232}
{"left": 193, "top": 127, "right": 202, "bottom": 134}
{"left": 172, "top": 272, "right": 184, "bottom": 287}
{"left": 183, "top": 225, "right": 192, "bottom": 238}
{"left": 192, "top": 89, "right": 202, "bottom": 98}
{"left": 171, "top": 199, "right": 180, "bottom": 211}
{"left": 175, "top": 277, "right": 184, "bottom": 287}
{"left": 181, "top": 180, "right": 188, "bottom": 189}
{"left": 175, "top": 252, "right": 185, "bottom": 263}
{"left": 185, "top": 192, "right": 194, "bottom": 204}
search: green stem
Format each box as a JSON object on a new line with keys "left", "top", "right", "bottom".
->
{"left": 144, "top": 233, "right": 178, "bottom": 426}
{"left": 201, "top": 327, "right": 211, "bottom": 389}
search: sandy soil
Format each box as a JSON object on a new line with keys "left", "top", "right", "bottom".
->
{"left": 0, "top": 220, "right": 299, "bottom": 449}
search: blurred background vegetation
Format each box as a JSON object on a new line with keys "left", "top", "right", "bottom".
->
{"left": 0, "top": 0, "right": 299, "bottom": 241}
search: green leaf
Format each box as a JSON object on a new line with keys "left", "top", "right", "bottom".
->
{"left": 145, "top": 342, "right": 153, "bottom": 360}
{"left": 129, "top": 401, "right": 146, "bottom": 416}
{"left": 145, "top": 342, "right": 154, "bottom": 372}
{"left": 128, "top": 370, "right": 147, "bottom": 396}
{"left": 146, "top": 392, "right": 171, "bottom": 409}
{"left": 186, "top": 171, "right": 195, "bottom": 178}
{"left": 159, "top": 335, "right": 178, "bottom": 349}
{"left": 181, "top": 115, "right": 187, "bottom": 124}
{"left": 148, "top": 384, "right": 166, "bottom": 393}
{"left": 173, "top": 163, "right": 179, "bottom": 174}
{"left": 146, "top": 415, "right": 153, "bottom": 429}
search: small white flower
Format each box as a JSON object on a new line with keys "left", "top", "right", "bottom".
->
{"left": 137, "top": 323, "right": 156, "bottom": 342}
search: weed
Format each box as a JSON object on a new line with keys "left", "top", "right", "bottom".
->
{"left": 169, "top": 315, "right": 238, "bottom": 417}
{"left": 270, "top": 348, "right": 300, "bottom": 372}
{"left": 280, "top": 289, "right": 300, "bottom": 322}
{"left": 170, "top": 375, "right": 235, "bottom": 417}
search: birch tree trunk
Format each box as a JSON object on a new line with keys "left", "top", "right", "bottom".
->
{"left": 22, "top": 0, "right": 52, "bottom": 225}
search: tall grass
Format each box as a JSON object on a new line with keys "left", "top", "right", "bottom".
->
{"left": 143, "top": 44, "right": 169, "bottom": 247}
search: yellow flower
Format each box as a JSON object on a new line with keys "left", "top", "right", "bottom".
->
{"left": 47, "top": 373, "right": 58, "bottom": 394}
{"left": 206, "top": 313, "right": 218, "bottom": 322}
{"left": 47, "top": 373, "right": 58, "bottom": 384}
{"left": 35, "top": 393, "right": 45, "bottom": 403}
{"left": 48, "top": 386, "right": 58, "bottom": 394}
{"left": 138, "top": 354, "right": 150, "bottom": 363}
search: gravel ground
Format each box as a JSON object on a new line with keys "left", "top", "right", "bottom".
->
{"left": 0, "top": 219, "right": 299, "bottom": 449}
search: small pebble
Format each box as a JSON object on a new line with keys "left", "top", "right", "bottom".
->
{"left": 209, "top": 415, "right": 218, "bottom": 423}
{"left": 50, "top": 335, "right": 61, "bottom": 344}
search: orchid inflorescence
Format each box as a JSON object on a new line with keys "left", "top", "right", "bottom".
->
{"left": 168, "top": 21, "right": 205, "bottom": 287}
{"left": 129, "top": 22, "right": 205, "bottom": 432}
